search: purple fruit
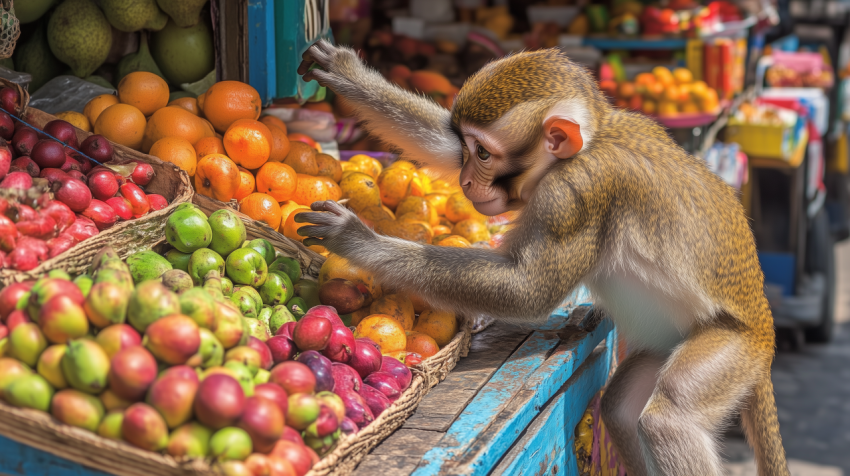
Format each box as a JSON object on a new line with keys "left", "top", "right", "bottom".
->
{"left": 295, "top": 350, "right": 334, "bottom": 393}
{"left": 12, "top": 128, "right": 37, "bottom": 156}
{"left": 331, "top": 362, "right": 362, "bottom": 393}
{"left": 364, "top": 371, "right": 402, "bottom": 402}
{"left": 336, "top": 389, "right": 374, "bottom": 429}
{"left": 358, "top": 383, "right": 391, "bottom": 417}
{"left": 380, "top": 356, "right": 413, "bottom": 391}
{"left": 349, "top": 337, "right": 382, "bottom": 379}
{"left": 321, "top": 325, "right": 356, "bottom": 363}
{"left": 340, "top": 417, "right": 358, "bottom": 435}
{"left": 31, "top": 140, "right": 65, "bottom": 169}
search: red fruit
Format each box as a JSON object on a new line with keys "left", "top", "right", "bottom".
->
{"left": 10, "top": 157, "right": 39, "bottom": 177}
{"left": 108, "top": 345, "right": 158, "bottom": 400}
{"left": 363, "top": 372, "right": 401, "bottom": 402}
{"left": 9, "top": 237, "right": 47, "bottom": 270}
{"left": 6, "top": 309, "right": 30, "bottom": 331}
{"left": 131, "top": 163, "right": 154, "bottom": 186}
{"left": 280, "top": 426, "right": 304, "bottom": 445}
{"left": 105, "top": 197, "right": 133, "bottom": 220}
{"left": 60, "top": 155, "right": 82, "bottom": 173}
{"left": 337, "top": 389, "right": 374, "bottom": 429}
{"left": 88, "top": 170, "right": 119, "bottom": 201}
{"left": 67, "top": 170, "right": 86, "bottom": 182}
{"left": 65, "top": 215, "right": 98, "bottom": 241}
{"left": 239, "top": 396, "right": 284, "bottom": 453}
{"left": 246, "top": 336, "right": 273, "bottom": 370}
{"left": 146, "top": 194, "right": 168, "bottom": 211}
{"left": 253, "top": 383, "right": 288, "bottom": 416}
{"left": 349, "top": 338, "right": 382, "bottom": 379}
{"left": 54, "top": 178, "right": 92, "bottom": 213}
{"left": 0, "top": 142, "right": 10, "bottom": 179}
{"left": 321, "top": 325, "right": 356, "bottom": 363}
{"left": 266, "top": 336, "right": 296, "bottom": 364}
{"left": 194, "top": 374, "right": 245, "bottom": 429}
{"left": 42, "top": 201, "right": 76, "bottom": 233}
{"left": 43, "top": 120, "right": 79, "bottom": 149}
{"left": 0, "top": 215, "right": 16, "bottom": 251}
{"left": 82, "top": 199, "right": 117, "bottom": 230}
{"left": 0, "top": 87, "right": 19, "bottom": 115}
{"left": 308, "top": 403, "right": 341, "bottom": 437}
{"left": 95, "top": 324, "right": 142, "bottom": 359}
{"left": 340, "top": 417, "right": 358, "bottom": 435}
{"left": 119, "top": 183, "right": 150, "bottom": 217}
{"left": 146, "top": 366, "right": 199, "bottom": 428}
{"left": 0, "top": 171, "right": 32, "bottom": 189}
{"left": 47, "top": 234, "right": 76, "bottom": 258}
{"left": 79, "top": 135, "right": 113, "bottom": 163}
{"left": 39, "top": 168, "right": 69, "bottom": 184}
{"left": 0, "top": 112, "right": 14, "bottom": 140}
{"left": 12, "top": 128, "right": 37, "bottom": 157}
{"left": 380, "top": 356, "right": 412, "bottom": 390}
{"left": 144, "top": 315, "right": 200, "bottom": 365}
{"left": 31, "top": 140, "right": 66, "bottom": 169}
{"left": 331, "top": 362, "right": 362, "bottom": 392}
{"left": 16, "top": 214, "right": 57, "bottom": 239}
{"left": 275, "top": 321, "right": 296, "bottom": 339}
{"left": 0, "top": 281, "right": 33, "bottom": 321}
{"left": 269, "top": 440, "right": 312, "bottom": 476}
{"left": 304, "top": 305, "right": 345, "bottom": 327}
{"left": 122, "top": 403, "right": 168, "bottom": 451}
{"left": 269, "top": 361, "right": 316, "bottom": 395}
{"left": 15, "top": 204, "right": 37, "bottom": 221}
{"left": 293, "top": 315, "right": 332, "bottom": 351}
{"left": 0, "top": 323, "right": 6, "bottom": 339}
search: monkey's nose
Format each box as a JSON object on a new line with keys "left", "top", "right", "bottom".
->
{"left": 461, "top": 177, "right": 472, "bottom": 190}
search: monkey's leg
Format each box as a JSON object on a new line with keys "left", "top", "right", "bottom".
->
{"left": 637, "top": 325, "right": 764, "bottom": 476}
{"left": 741, "top": 376, "right": 790, "bottom": 476}
{"left": 600, "top": 351, "right": 665, "bottom": 476}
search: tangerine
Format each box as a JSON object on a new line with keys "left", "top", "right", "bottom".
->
{"left": 54, "top": 111, "right": 90, "bottom": 132}
{"left": 339, "top": 172, "right": 381, "bottom": 212}
{"left": 195, "top": 153, "right": 240, "bottom": 202}
{"left": 405, "top": 331, "right": 439, "bottom": 357}
{"left": 195, "top": 136, "right": 225, "bottom": 159}
{"left": 223, "top": 119, "right": 272, "bottom": 169}
{"left": 94, "top": 103, "right": 147, "bottom": 150}
{"left": 256, "top": 162, "right": 297, "bottom": 202}
{"left": 315, "top": 153, "right": 342, "bottom": 182}
{"left": 354, "top": 315, "right": 407, "bottom": 353}
{"left": 149, "top": 137, "right": 197, "bottom": 176}
{"left": 117, "top": 72, "right": 169, "bottom": 116}
{"left": 444, "top": 192, "right": 485, "bottom": 223}
{"left": 431, "top": 225, "right": 453, "bottom": 236}
{"left": 318, "top": 253, "right": 380, "bottom": 297}
{"left": 234, "top": 166, "right": 256, "bottom": 201}
{"left": 357, "top": 205, "right": 394, "bottom": 228}
{"left": 278, "top": 200, "right": 306, "bottom": 233}
{"left": 282, "top": 142, "right": 318, "bottom": 175}
{"left": 142, "top": 106, "right": 216, "bottom": 152}
{"left": 241, "top": 193, "right": 283, "bottom": 229}
{"left": 167, "top": 97, "right": 200, "bottom": 116}
{"left": 283, "top": 208, "right": 326, "bottom": 253}
{"left": 370, "top": 294, "right": 415, "bottom": 330}
{"left": 263, "top": 120, "right": 291, "bottom": 162}
{"left": 424, "top": 193, "right": 448, "bottom": 216}
{"left": 84, "top": 94, "right": 119, "bottom": 126}
{"left": 259, "top": 115, "right": 288, "bottom": 135}
{"left": 413, "top": 310, "right": 458, "bottom": 347}
{"left": 291, "top": 174, "right": 335, "bottom": 206}
{"left": 432, "top": 234, "right": 471, "bottom": 247}
{"left": 348, "top": 154, "right": 383, "bottom": 179}
{"left": 200, "top": 81, "right": 262, "bottom": 132}
{"left": 396, "top": 196, "right": 438, "bottom": 227}
{"left": 316, "top": 176, "right": 342, "bottom": 201}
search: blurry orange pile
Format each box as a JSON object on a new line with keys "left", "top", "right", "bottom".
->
{"left": 598, "top": 66, "right": 721, "bottom": 117}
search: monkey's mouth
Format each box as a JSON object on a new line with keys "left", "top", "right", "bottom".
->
{"left": 471, "top": 198, "right": 497, "bottom": 206}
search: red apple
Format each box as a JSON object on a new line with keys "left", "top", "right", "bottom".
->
{"left": 81, "top": 199, "right": 117, "bottom": 230}
{"left": 39, "top": 168, "right": 69, "bottom": 184}
{"left": 42, "top": 200, "right": 76, "bottom": 233}
{"left": 1, "top": 171, "right": 32, "bottom": 189}
{"left": 11, "top": 128, "right": 37, "bottom": 157}
{"left": 253, "top": 382, "right": 288, "bottom": 416}
{"left": 105, "top": 197, "right": 133, "bottom": 220}
{"left": 79, "top": 135, "right": 113, "bottom": 163}
{"left": 238, "top": 396, "right": 284, "bottom": 453}
{"left": 0, "top": 87, "right": 19, "bottom": 115}
{"left": 10, "top": 156, "right": 39, "bottom": 177}
{"left": 147, "top": 194, "right": 168, "bottom": 211}
{"left": 108, "top": 345, "right": 158, "bottom": 401}
{"left": 43, "top": 120, "right": 79, "bottom": 149}
{"left": 0, "top": 112, "right": 13, "bottom": 140}
{"left": 31, "top": 140, "right": 65, "bottom": 169}
{"left": 269, "top": 361, "right": 316, "bottom": 395}
{"left": 131, "top": 163, "right": 154, "bottom": 186}
{"left": 119, "top": 183, "right": 149, "bottom": 217}
{"left": 55, "top": 178, "right": 92, "bottom": 213}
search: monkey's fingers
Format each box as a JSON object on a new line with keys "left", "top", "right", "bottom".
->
{"left": 297, "top": 39, "right": 333, "bottom": 75}
{"left": 309, "top": 200, "right": 347, "bottom": 216}
{"left": 297, "top": 224, "right": 330, "bottom": 239}
{"left": 303, "top": 237, "right": 323, "bottom": 248}
{"left": 294, "top": 211, "right": 338, "bottom": 226}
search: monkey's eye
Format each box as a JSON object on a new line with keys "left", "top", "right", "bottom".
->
{"left": 476, "top": 144, "right": 491, "bottom": 161}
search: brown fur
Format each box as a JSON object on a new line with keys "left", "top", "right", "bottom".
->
{"left": 298, "top": 41, "right": 788, "bottom": 475}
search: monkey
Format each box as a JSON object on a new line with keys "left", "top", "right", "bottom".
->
{"left": 295, "top": 39, "right": 789, "bottom": 476}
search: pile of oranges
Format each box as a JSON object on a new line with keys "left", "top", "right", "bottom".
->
{"left": 598, "top": 66, "right": 721, "bottom": 117}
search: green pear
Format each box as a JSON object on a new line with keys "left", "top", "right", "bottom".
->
{"left": 13, "top": 22, "right": 65, "bottom": 91}
{"left": 47, "top": 0, "right": 112, "bottom": 78}
{"left": 208, "top": 209, "right": 247, "bottom": 258}
{"left": 116, "top": 33, "right": 164, "bottom": 83}
{"left": 100, "top": 0, "right": 167, "bottom": 32}
{"left": 156, "top": 0, "right": 208, "bottom": 28}
{"left": 188, "top": 248, "right": 225, "bottom": 286}
{"left": 16, "top": 0, "right": 55, "bottom": 24}
{"left": 150, "top": 17, "right": 214, "bottom": 85}
{"left": 127, "top": 250, "right": 173, "bottom": 284}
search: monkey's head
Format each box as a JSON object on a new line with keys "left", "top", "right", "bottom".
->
{"left": 450, "top": 49, "right": 608, "bottom": 216}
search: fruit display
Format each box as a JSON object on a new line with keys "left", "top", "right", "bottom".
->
{"left": 0, "top": 85, "right": 168, "bottom": 271}
{"left": 598, "top": 66, "right": 721, "bottom": 117}
{"left": 0, "top": 203, "right": 449, "bottom": 475}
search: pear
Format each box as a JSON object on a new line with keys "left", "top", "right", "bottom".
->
{"left": 14, "top": 22, "right": 66, "bottom": 91}
{"left": 156, "top": 0, "right": 208, "bottom": 28}
{"left": 100, "top": 0, "right": 168, "bottom": 33}
{"left": 116, "top": 33, "right": 164, "bottom": 84}
{"left": 150, "top": 17, "right": 213, "bottom": 85}
{"left": 47, "top": 0, "right": 112, "bottom": 78}
{"left": 15, "top": 0, "right": 54, "bottom": 24}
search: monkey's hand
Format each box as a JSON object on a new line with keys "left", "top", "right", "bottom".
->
{"left": 297, "top": 40, "right": 462, "bottom": 179}
{"left": 294, "top": 200, "right": 380, "bottom": 257}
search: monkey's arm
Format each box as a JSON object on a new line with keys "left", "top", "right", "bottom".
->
{"left": 298, "top": 40, "right": 462, "bottom": 176}
{"left": 296, "top": 196, "right": 599, "bottom": 322}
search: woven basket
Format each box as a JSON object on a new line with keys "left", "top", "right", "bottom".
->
{"left": 0, "top": 96, "right": 193, "bottom": 285}
{"left": 0, "top": 1, "right": 19, "bottom": 61}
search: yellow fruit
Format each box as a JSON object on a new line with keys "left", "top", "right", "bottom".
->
{"left": 54, "top": 111, "right": 91, "bottom": 132}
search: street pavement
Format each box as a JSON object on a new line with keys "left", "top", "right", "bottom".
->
{"left": 721, "top": 242, "right": 850, "bottom": 475}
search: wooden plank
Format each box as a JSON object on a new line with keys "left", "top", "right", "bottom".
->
{"left": 352, "top": 455, "right": 423, "bottom": 476}
{"left": 0, "top": 434, "right": 113, "bottom": 476}
{"left": 491, "top": 347, "right": 612, "bottom": 476}
{"left": 246, "top": 0, "right": 277, "bottom": 105}
{"left": 430, "top": 321, "right": 614, "bottom": 476}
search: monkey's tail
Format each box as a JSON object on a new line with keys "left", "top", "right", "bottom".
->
{"left": 741, "top": 376, "right": 790, "bottom": 476}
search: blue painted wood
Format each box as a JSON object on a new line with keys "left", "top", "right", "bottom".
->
{"left": 0, "top": 434, "right": 113, "bottom": 476}
{"left": 275, "top": 0, "right": 332, "bottom": 101}
{"left": 247, "top": 0, "right": 276, "bottom": 105}
{"left": 533, "top": 286, "right": 593, "bottom": 331}
{"left": 582, "top": 37, "right": 688, "bottom": 50}
{"left": 492, "top": 346, "right": 611, "bottom": 476}
{"left": 411, "top": 316, "right": 614, "bottom": 476}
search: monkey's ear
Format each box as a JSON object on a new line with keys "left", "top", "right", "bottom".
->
{"left": 544, "top": 117, "right": 583, "bottom": 159}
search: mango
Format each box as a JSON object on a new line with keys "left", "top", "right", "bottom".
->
{"left": 147, "top": 366, "right": 199, "bottom": 428}
{"left": 0, "top": 357, "right": 32, "bottom": 397}
{"left": 166, "top": 207, "right": 212, "bottom": 253}
{"left": 258, "top": 272, "right": 293, "bottom": 307}
{"left": 225, "top": 248, "right": 268, "bottom": 287}
{"left": 8, "top": 323, "right": 47, "bottom": 366}
{"left": 224, "top": 346, "right": 261, "bottom": 377}
{"left": 37, "top": 344, "right": 68, "bottom": 389}
{"left": 161, "top": 269, "right": 194, "bottom": 293}
{"left": 94, "top": 324, "right": 141, "bottom": 359}
{"left": 51, "top": 389, "right": 105, "bottom": 431}
{"left": 127, "top": 281, "right": 180, "bottom": 332}
{"left": 221, "top": 277, "right": 234, "bottom": 296}
{"left": 268, "top": 257, "right": 301, "bottom": 284}
{"left": 73, "top": 274, "right": 94, "bottom": 297}
{"left": 180, "top": 287, "right": 216, "bottom": 328}
{"left": 203, "top": 269, "right": 226, "bottom": 301}
{"left": 97, "top": 410, "right": 124, "bottom": 439}
{"left": 189, "top": 248, "right": 225, "bottom": 285}
{"left": 126, "top": 250, "right": 173, "bottom": 284}
{"left": 253, "top": 369, "right": 270, "bottom": 384}
{"left": 212, "top": 301, "right": 246, "bottom": 349}
{"left": 222, "top": 361, "right": 255, "bottom": 396}
{"left": 267, "top": 305, "right": 296, "bottom": 335}
{"left": 144, "top": 315, "right": 201, "bottom": 365}
{"left": 167, "top": 422, "right": 212, "bottom": 458}
{"left": 27, "top": 278, "right": 84, "bottom": 322}
{"left": 5, "top": 374, "right": 53, "bottom": 411}
{"left": 231, "top": 290, "right": 260, "bottom": 319}
{"left": 40, "top": 295, "right": 90, "bottom": 344}
{"left": 210, "top": 427, "right": 253, "bottom": 462}
{"left": 84, "top": 282, "right": 131, "bottom": 329}
{"left": 165, "top": 249, "right": 192, "bottom": 272}
{"left": 208, "top": 209, "right": 246, "bottom": 259}
{"left": 187, "top": 328, "right": 224, "bottom": 368}
{"left": 244, "top": 318, "right": 270, "bottom": 342}
{"left": 122, "top": 403, "right": 169, "bottom": 451}
{"left": 61, "top": 339, "right": 110, "bottom": 394}
{"left": 242, "top": 239, "right": 275, "bottom": 265}
{"left": 108, "top": 345, "right": 158, "bottom": 400}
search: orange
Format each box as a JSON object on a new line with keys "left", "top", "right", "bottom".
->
{"left": 260, "top": 115, "right": 288, "bottom": 135}
{"left": 408, "top": 293, "right": 430, "bottom": 314}
{"left": 396, "top": 196, "right": 439, "bottom": 227}
{"left": 444, "top": 192, "right": 486, "bottom": 223}
{"left": 283, "top": 208, "right": 326, "bottom": 253}
{"left": 304, "top": 101, "right": 333, "bottom": 114}
{"left": 84, "top": 94, "right": 120, "bottom": 126}
{"left": 318, "top": 253, "right": 380, "bottom": 297}
{"left": 357, "top": 205, "right": 394, "bottom": 228}
{"left": 278, "top": 200, "right": 306, "bottom": 233}
{"left": 370, "top": 294, "right": 415, "bottom": 330}
{"left": 386, "top": 160, "right": 416, "bottom": 171}
{"left": 195, "top": 136, "right": 225, "bottom": 159}
{"left": 432, "top": 234, "right": 471, "bottom": 247}
{"left": 149, "top": 137, "right": 197, "bottom": 176}
{"left": 348, "top": 154, "right": 383, "bottom": 179}
{"left": 288, "top": 133, "right": 320, "bottom": 152}
{"left": 354, "top": 315, "right": 407, "bottom": 353}
{"left": 143, "top": 106, "right": 216, "bottom": 152}
{"left": 167, "top": 97, "right": 200, "bottom": 116}
{"left": 315, "top": 153, "right": 342, "bottom": 182}
{"left": 642, "top": 100, "right": 657, "bottom": 115}
{"left": 350, "top": 306, "right": 371, "bottom": 326}
{"left": 431, "top": 225, "right": 453, "bottom": 236}
{"left": 657, "top": 101, "right": 678, "bottom": 117}
{"left": 117, "top": 72, "right": 169, "bottom": 116}
{"left": 377, "top": 167, "right": 414, "bottom": 211}
{"left": 195, "top": 153, "right": 240, "bottom": 202}
{"left": 263, "top": 120, "right": 291, "bottom": 162}
{"left": 94, "top": 103, "right": 147, "bottom": 150}
{"left": 291, "top": 174, "right": 336, "bottom": 206}
{"left": 453, "top": 219, "right": 491, "bottom": 243}
{"left": 406, "top": 331, "right": 439, "bottom": 357}
{"left": 255, "top": 162, "right": 297, "bottom": 202}
{"left": 223, "top": 119, "right": 272, "bottom": 169}
{"left": 374, "top": 219, "right": 433, "bottom": 243}
{"left": 339, "top": 172, "right": 381, "bottom": 212}
{"left": 424, "top": 193, "right": 449, "bottom": 216}
{"left": 234, "top": 166, "right": 256, "bottom": 201}
{"left": 241, "top": 193, "right": 282, "bottom": 229}
{"left": 283, "top": 142, "right": 318, "bottom": 175}
{"left": 55, "top": 111, "right": 91, "bottom": 132}
{"left": 199, "top": 81, "right": 262, "bottom": 132}
{"left": 316, "top": 176, "right": 342, "bottom": 201}
{"left": 414, "top": 310, "right": 458, "bottom": 347}
{"left": 681, "top": 101, "right": 700, "bottom": 114}
{"left": 673, "top": 68, "right": 693, "bottom": 85}
{"left": 618, "top": 81, "right": 636, "bottom": 99}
